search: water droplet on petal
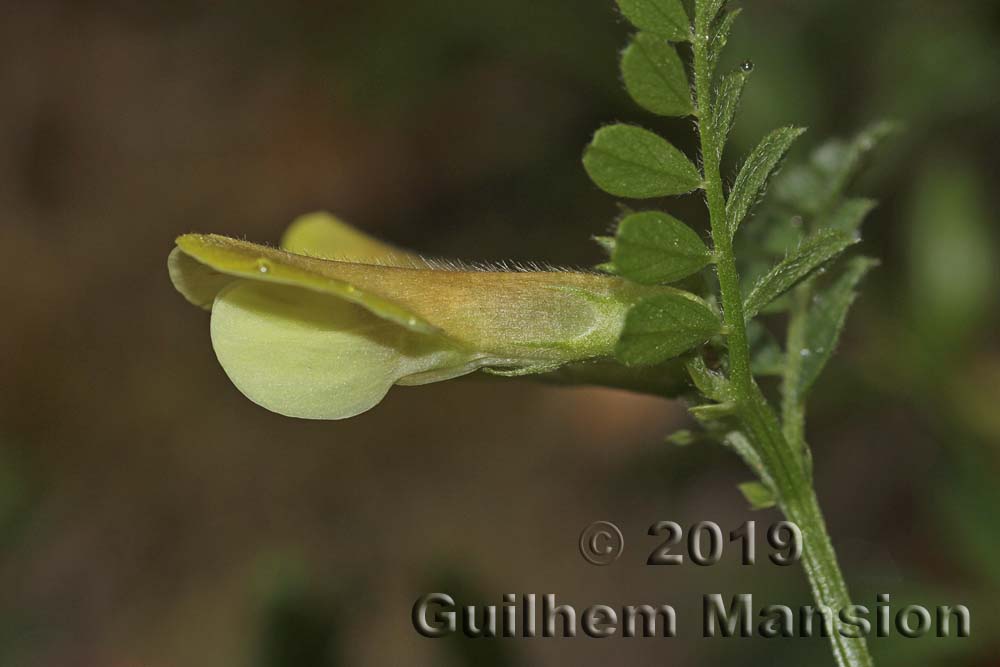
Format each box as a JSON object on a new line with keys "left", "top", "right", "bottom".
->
{"left": 740, "top": 60, "right": 755, "bottom": 73}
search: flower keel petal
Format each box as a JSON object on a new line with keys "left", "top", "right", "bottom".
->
{"left": 210, "top": 282, "right": 475, "bottom": 419}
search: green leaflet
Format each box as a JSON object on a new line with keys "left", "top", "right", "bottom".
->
{"left": 707, "top": 9, "right": 742, "bottom": 75}
{"left": 798, "top": 256, "right": 879, "bottom": 394}
{"left": 685, "top": 355, "right": 729, "bottom": 402}
{"left": 743, "top": 229, "right": 857, "bottom": 320}
{"left": 710, "top": 68, "right": 750, "bottom": 160}
{"left": 694, "top": 0, "right": 728, "bottom": 34}
{"left": 757, "top": 200, "right": 873, "bottom": 264}
{"left": 584, "top": 124, "right": 703, "bottom": 199}
{"left": 775, "top": 121, "right": 898, "bottom": 215}
{"left": 666, "top": 429, "right": 699, "bottom": 446}
{"left": 615, "top": 292, "right": 721, "bottom": 366}
{"left": 616, "top": 0, "right": 690, "bottom": 42}
{"left": 621, "top": 32, "right": 693, "bottom": 117}
{"left": 818, "top": 198, "right": 877, "bottom": 236}
{"left": 738, "top": 481, "right": 777, "bottom": 510}
{"left": 808, "top": 120, "right": 898, "bottom": 207}
{"left": 610, "top": 211, "right": 711, "bottom": 284}
{"left": 690, "top": 402, "right": 737, "bottom": 423}
{"left": 727, "top": 126, "right": 806, "bottom": 238}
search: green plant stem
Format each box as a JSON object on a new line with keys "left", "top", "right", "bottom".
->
{"left": 692, "top": 13, "right": 874, "bottom": 667}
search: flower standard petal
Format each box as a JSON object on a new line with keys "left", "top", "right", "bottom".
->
{"left": 171, "top": 233, "right": 684, "bottom": 361}
{"left": 171, "top": 213, "right": 425, "bottom": 311}
{"left": 172, "top": 234, "right": 438, "bottom": 333}
{"left": 280, "top": 212, "right": 427, "bottom": 267}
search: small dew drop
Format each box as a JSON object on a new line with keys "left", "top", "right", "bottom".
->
{"left": 740, "top": 60, "right": 755, "bottom": 73}
{"left": 256, "top": 259, "right": 270, "bottom": 274}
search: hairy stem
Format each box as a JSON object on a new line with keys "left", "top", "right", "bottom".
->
{"left": 692, "top": 9, "right": 874, "bottom": 667}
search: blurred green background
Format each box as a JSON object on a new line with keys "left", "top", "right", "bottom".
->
{"left": 1, "top": 0, "right": 998, "bottom": 665}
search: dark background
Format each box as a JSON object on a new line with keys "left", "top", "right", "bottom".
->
{"left": 1, "top": 0, "right": 998, "bottom": 665}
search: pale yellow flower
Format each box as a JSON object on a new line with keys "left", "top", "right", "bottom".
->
{"left": 168, "top": 213, "right": 700, "bottom": 419}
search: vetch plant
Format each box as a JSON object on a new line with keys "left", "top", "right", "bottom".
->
{"left": 169, "top": 2, "right": 894, "bottom": 664}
